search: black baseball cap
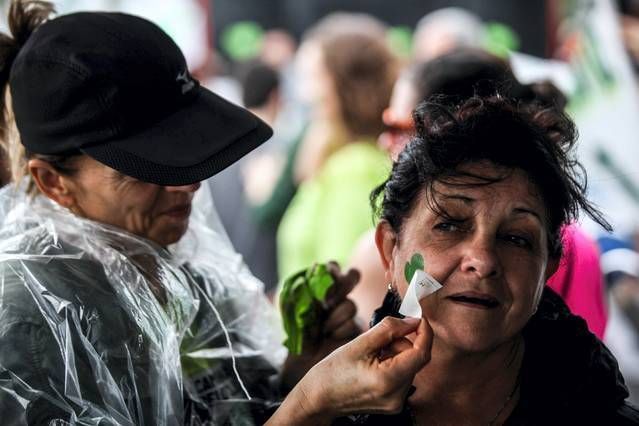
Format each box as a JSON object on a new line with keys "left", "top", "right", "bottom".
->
{"left": 9, "top": 11, "right": 272, "bottom": 186}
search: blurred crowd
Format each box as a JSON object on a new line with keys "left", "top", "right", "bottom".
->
{"left": 193, "top": 3, "right": 639, "bottom": 405}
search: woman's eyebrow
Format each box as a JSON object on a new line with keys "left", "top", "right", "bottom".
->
{"left": 441, "top": 194, "right": 475, "bottom": 204}
{"left": 513, "top": 207, "right": 543, "bottom": 224}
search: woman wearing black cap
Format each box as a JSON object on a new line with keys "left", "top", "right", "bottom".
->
{"left": 0, "top": 2, "right": 429, "bottom": 425}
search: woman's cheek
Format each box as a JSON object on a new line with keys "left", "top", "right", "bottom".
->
{"left": 393, "top": 249, "right": 456, "bottom": 297}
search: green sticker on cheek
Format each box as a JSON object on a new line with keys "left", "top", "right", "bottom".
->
{"left": 404, "top": 253, "right": 424, "bottom": 283}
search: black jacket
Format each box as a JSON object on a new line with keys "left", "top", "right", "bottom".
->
{"left": 339, "top": 288, "right": 639, "bottom": 425}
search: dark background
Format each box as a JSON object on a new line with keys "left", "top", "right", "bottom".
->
{"left": 211, "top": 0, "right": 548, "bottom": 57}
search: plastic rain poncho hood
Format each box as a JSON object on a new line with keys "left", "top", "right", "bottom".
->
{"left": 0, "top": 184, "right": 286, "bottom": 425}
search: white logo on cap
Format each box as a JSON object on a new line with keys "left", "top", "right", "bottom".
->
{"left": 177, "top": 71, "right": 195, "bottom": 94}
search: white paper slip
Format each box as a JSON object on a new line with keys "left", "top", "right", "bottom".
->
{"left": 399, "top": 269, "right": 443, "bottom": 318}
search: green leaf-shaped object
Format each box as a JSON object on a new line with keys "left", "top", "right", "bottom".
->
{"left": 404, "top": 253, "right": 424, "bottom": 284}
{"left": 280, "top": 263, "right": 335, "bottom": 355}
{"left": 307, "top": 263, "right": 334, "bottom": 302}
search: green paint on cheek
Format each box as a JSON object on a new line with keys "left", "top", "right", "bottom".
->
{"left": 404, "top": 253, "right": 424, "bottom": 284}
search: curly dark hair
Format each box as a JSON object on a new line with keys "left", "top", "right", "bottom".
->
{"left": 370, "top": 95, "right": 611, "bottom": 258}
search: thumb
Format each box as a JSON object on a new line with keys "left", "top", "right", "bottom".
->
{"left": 358, "top": 317, "right": 421, "bottom": 355}
{"left": 381, "top": 318, "right": 433, "bottom": 377}
{"left": 378, "top": 338, "right": 413, "bottom": 361}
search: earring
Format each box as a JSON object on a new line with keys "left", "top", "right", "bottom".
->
{"left": 370, "top": 283, "right": 405, "bottom": 328}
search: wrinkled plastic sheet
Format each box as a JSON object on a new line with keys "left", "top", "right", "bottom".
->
{"left": 0, "top": 184, "right": 286, "bottom": 425}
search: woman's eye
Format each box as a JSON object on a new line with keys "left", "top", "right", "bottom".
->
{"left": 434, "top": 222, "right": 460, "bottom": 232}
{"left": 503, "top": 234, "right": 532, "bottom": 248}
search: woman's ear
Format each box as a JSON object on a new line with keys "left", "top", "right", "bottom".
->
{"left": 28, "top": 159, "right": 76, "bottom": 208}
{"left": 375, "top": 221, "right": 397, "bottom": 282}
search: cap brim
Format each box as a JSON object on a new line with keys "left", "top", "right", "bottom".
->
{"left": 81, "top": 86, "right": 273, "bottom": 186}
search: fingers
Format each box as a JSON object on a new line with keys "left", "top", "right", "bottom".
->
{"left": 326, "top": 260, "right": 341, "bottom": 276}
{"left": 358, "top": 317, "right": 421, "bottom": 355}
{"left": 323, "top": 299, "right": 360, "bottom": 340}
{"left": 297, "top": 318, "right": 429, "bottom": 418}
{"left": 329, "top": 319, "right": 360, "bottom": 341}
{"left": 323, "top": 299, "right": 356, "bottom": 332}
{"left": 325, "top": 261, "right": 360, "bottom": 308}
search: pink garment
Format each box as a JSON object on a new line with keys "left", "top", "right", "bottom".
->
{"left": 547, "top": 225, "right": 607, "bottom": 339}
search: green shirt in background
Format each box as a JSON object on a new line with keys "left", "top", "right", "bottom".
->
{"left": 277, "top": 141, "right": 390, "bottom": 281}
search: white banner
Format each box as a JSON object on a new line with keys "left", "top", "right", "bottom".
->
{"left": 512, "top": 0, "right": 639, "bottom": 236}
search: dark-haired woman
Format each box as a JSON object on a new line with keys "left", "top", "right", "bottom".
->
{"left": 0, "top": 2, "right": 430, "bottom": 425}
{"left": 352, "top": 49, "right": 608, "bottom": 339}
{"left": 341, "top": 96, "right": 639, "bottom": 424}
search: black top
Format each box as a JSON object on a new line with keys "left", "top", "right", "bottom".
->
{"left": 337, "top": 288, "right": 639, "bottom": 425}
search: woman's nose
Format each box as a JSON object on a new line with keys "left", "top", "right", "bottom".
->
{"left": 164, "top": 181, "right": 201, "bottom": 193}
{"left": 460, "top": 237, "right": 501, "bottom": 279}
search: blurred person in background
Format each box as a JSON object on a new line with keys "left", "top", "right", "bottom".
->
{"left": 350, "top": 49, "right": 609, "bottom": 341}
{"left": 207, "top": 56, "right": 316, "bottom": 297}
{"left": 291, "top": 12, "right": 389, "bottom": 184}
{"left": 200, "top": 49, "right": 242, "bottom": 106}
{"left": 557, "top": 0, "right": 639, "bottom": 404}
{"left": 412, "top": 7, "right": 484, "bottom": 62}
{"left": 277, "top": 13, "right": 398, "bottom": 280}
{"left": 377, "top": 49, "right": 512, "bottom": 162}
{"left": 257, "top": 28, "right": 305, "bottom": 151}
{"left": 209, "top": 60, "right": 290, "bottom": 294}
{"left": 205, "top": 26, "right": 306, "bottom": 295}
{"left": 600, "top": 235, "right": 639, "bottom": 405}
{"left": 257, "top": 28, "right": 305, "bottom": 156}
{"left": 618, "top": 0, "right": 639, "bottom": 72}
{"left": 259, "top": 29, "right": 297, "bottom": 72}
{"left": 241, "top": 61, "right": 282, "bottom": 124}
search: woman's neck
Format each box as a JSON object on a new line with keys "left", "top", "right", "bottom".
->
{"left": 409, "top": 335, "right": 524, "bottom": 425}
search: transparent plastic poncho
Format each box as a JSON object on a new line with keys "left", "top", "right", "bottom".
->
{"left": 0, "top": 184, "right": 287, "bottom": 425}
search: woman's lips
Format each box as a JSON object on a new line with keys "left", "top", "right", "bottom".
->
{"left": 447, "top": 292, "right": 500, "bottom": 309}
{"left": 162, "top": 204, "right": 191, "bottom": 219}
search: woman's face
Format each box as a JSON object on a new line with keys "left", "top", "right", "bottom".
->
{"left": 63, "top": 157, "right": 199, "bottom": 247}
{"left": 377, "top": 162, "right": 558, "bottom": 353}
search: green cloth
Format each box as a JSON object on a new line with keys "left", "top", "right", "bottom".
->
{"left": 277, "top": 141, "right": 390, "bottom": 280}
